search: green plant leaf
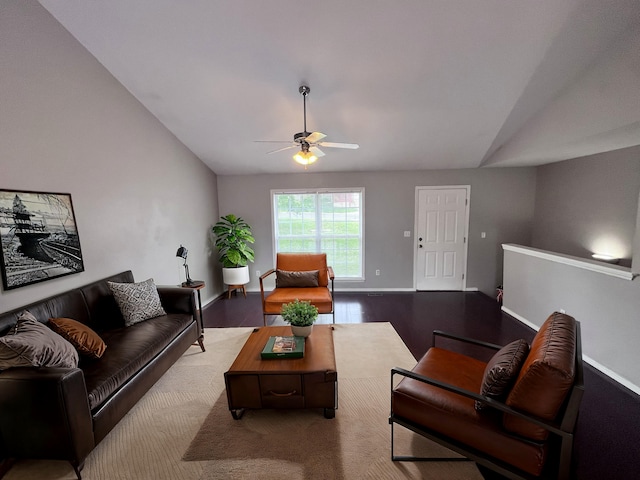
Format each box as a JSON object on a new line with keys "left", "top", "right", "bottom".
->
{"left": 212, "top": 214, "right": 255, "bottom": 267}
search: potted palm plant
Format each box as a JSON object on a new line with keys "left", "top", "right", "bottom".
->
{"left": 281, "top": 299, "right": 318, "bottom": 337}
{"left": 212, "top": 214, "right": 255, "bottom": 287}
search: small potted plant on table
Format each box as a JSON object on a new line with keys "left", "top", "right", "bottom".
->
{"left": 281, "top": 299, "right": 318, "bottom": 337}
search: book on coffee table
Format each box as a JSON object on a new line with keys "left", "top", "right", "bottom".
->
{"left": 261, "top": 336, "right": 305, "bottom": 359}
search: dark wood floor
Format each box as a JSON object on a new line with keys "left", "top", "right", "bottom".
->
{"left": 203, "top": 291, "right": 640, "bottom": 480}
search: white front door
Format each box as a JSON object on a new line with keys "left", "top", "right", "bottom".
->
{"left": 415, "top": 186, "right": 469, "bottom": 290}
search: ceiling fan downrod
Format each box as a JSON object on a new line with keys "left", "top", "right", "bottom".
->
{"left": 299, "top": 85, "right": 310, "bottom": 136}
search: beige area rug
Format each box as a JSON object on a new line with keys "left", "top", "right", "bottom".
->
{"left": 5, "top": 324, "right": 483, "bottom": 480}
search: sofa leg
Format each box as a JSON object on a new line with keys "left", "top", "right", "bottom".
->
{"left": 197, "top": 335, "right": 205, "bottom": 352}
{"left": 0, "top": 458, "right": 16, "bottom": 478}
{"left": 71, "top": 460, "right": 84, "bottom": 480}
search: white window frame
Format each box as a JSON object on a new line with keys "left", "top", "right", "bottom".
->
{"left": 271, "top": 188, "right": 365, "bottom": 281}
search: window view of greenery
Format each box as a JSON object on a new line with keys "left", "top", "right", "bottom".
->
{"left": 273, "top": 190, "right": 363, "bottom": 278}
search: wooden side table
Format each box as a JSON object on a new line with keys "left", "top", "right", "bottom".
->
{"left": 181, "top": 280, "right": 205, "bottom": 352}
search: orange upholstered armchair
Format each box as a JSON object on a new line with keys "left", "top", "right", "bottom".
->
{"left": 259, "top": 253, "right": 335, "bottom": 325}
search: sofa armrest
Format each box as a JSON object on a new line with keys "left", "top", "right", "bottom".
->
{"left": 157, "top": 286, "right": 196, "bottom": 316}
{"left": 0, "top": 367, "right": 94, "bottom": 466}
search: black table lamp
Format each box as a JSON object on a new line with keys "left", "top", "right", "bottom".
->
{"left": 176, "top": 244, "right": 193, "bottom": 285}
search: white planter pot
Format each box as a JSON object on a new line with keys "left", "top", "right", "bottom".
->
{"left": 222, "top": 266, "right": 250, "bottom": 286}
{"left": 291, "top": 325, "right": 313, "bottom": 338}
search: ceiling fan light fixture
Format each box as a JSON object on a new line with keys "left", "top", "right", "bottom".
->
{"left": 293, "top": 150, "right": 318, "bottom": 165}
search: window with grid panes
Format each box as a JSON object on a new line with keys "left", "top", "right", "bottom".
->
{"left": 272, "top": 189, "right": 364, "bottom": 279}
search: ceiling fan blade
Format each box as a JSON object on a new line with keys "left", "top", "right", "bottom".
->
{"left": 318, "top": 142, "right": 359, "bottom": 149}
{"left": 309, "top": 146, "right": 325, "bottom": 157}
{"left": 254, "top": 140, "right": 295, "bottom": 144}
{"left": 267, "top": 145, "right": 297, "bottom": 154}
{"left": 304, "top": 131, "right": 327, "bottom": 144}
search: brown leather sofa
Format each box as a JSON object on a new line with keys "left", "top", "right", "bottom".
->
{"left": 0, "top": 271, "right": 200, "bottom": 479}
{"left": 390, "top": 312, "right": 583, "bottom": 479}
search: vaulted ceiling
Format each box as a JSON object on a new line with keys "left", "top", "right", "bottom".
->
{"left": 39, "top": 0, "right": 640, "bottom": 175}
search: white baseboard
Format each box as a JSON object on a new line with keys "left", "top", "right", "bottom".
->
{"left": 244, "top": 287, "right": 417, "bottom": 293}
{"left": 502, "top": 306, "right": 640, "bottom": 397}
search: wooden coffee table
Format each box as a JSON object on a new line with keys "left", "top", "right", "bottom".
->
{"left": 224, "top": 325, "right": 338, "bottom": 419}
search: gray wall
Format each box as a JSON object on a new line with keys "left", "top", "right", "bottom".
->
{"left": 0, "top": 1, "right": 220, "bottom": 313}
{"left": 217, "top": 168, "right": 537, "bottom": 296}
{"left": 503, "top": 245, "right": 640, "bottom": 393}
{"left": 532, "top": 146, "right": 640, "bottom": 267}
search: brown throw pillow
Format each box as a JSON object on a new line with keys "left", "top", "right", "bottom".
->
{"left": 0, "top": 311, "right": 78, "bottom": 370}
{"left": 475, "top": 338, "right": 529, "bottom": 411}
{"left": 276, "top": 270, "right": 319, "bottom": 288}
{"left": 49, "top": 317, "right": 107, "bottom": 359}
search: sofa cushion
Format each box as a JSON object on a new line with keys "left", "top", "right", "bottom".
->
{"left": 82, "top": 313, "right": 193, "bottom": 410}
{"left": 108, "top": 278, "right": 166, "bottom": 327}
{"left": 276, "top": 269, "right": 319, "bottom": 288}
{"left": 0, "top": 311, "right": 78, "bottom": 370}
{"left": 80, "top": 271, "right": 134, "bottom": 331}
{"left": 475, "top": 339, "right": 529, "bottom": 411}
{"left": 504, "top": 312, "right": 577, "bottom": 441}
{"left": 49, "top": 317, "right": 107, "bottom": 359}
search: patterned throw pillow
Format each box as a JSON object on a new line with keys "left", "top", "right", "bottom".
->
{"left": 49, "top": 317, "right": 107, "bottom": 359}
{"left": 0, "top": 311, "right": 79, "bottom": 370}
{"left": 108, "top": 278, "right": 166, "bottom": 327}
{"left": 475, "top": 338, "right": 529, "bottom": 411}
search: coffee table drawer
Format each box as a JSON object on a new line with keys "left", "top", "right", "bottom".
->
{"left": 260, "top": 375, "right": 304, "bottom": 408}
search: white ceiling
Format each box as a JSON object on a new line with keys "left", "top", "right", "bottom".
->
{"left": 39, "top": 0, "right": 640, "bottom": 175}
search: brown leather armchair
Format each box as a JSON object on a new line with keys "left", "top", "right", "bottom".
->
{"left": 389, "top": 312, "right": 584, "bottom": 479}
{"left": 259, "top": 253, "right": 335, "bottom": 325}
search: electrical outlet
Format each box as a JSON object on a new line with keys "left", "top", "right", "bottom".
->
{"left": 375, "top": 269, "right": 380, "bottom": 276}
{"left": 404, "top": 231, "right": 411, "bottom": 237}
{"left": 256, "top": 270, "right": 261, "bottom": 277}
{"left": 481, "top": 232, "right": 486, "bottom": 238}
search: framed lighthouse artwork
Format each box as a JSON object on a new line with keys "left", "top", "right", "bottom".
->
{"left": 0, "top": 189, "right": 85, "bottom": 290}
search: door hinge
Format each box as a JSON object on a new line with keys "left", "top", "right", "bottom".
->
{"left": 464, "top": 237, "right": 466, "bottom": 243}
{"left": 462, "top": 273, "right": 465, "bottom": 280}
{"left": 465, "top": 198, "right": 468, "bottom": 206}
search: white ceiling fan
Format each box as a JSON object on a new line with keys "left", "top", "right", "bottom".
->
{"left": 256, "top": 85, "right": 359, "bottom": 167}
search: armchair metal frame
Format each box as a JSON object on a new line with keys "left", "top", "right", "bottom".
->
{"left": 389, "top": 326, "right": 584, "bottom": 480}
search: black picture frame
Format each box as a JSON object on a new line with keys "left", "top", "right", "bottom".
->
{"left": 0, "top": 189, "right": 85, "bottom": 290}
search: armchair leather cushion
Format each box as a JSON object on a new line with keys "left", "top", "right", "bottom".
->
{"left": 276, "top": 269, "right": 319, "bottom": 288}
{"left": 504, "top": 312, "right": 576, "bottom": 441}
{"left": 475, "top": 339, "right": 529, "bottom": 411}
{"left": 49, "top": 317, "right": 107, "bottom": 359}
{"left": 276, "top": 253, "right": 329, "bottom": 286}
{"left": 0, "top": 311, "right": 78, "bottom": 370}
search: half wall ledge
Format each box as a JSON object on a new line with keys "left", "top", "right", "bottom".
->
{"left": 502, "top": 244, "right": 636, "bottom": 281}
